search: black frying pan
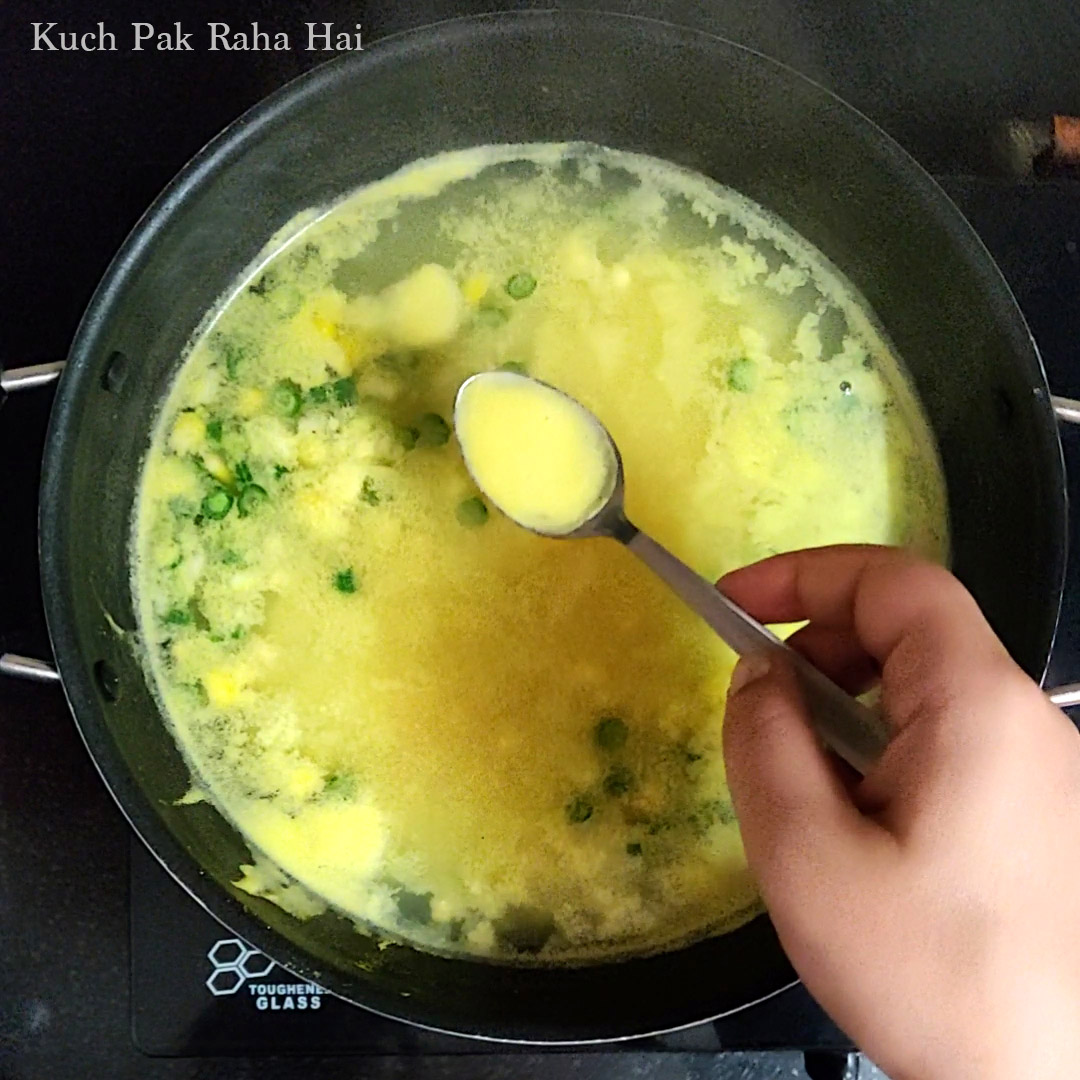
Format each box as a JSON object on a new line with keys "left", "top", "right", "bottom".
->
{"left": 1, "top": 10, "right": 1070, "bottom": 1043}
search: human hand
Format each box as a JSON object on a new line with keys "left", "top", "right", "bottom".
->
{"left": 719, "top": 545, "right": 1080, "bottom": 1080}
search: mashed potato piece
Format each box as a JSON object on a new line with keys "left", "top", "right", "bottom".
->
{"left": 133, "top": 144, "right": 947, "bottom": 964}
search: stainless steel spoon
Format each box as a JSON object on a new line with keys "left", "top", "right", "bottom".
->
{"left": 454, "top": 372, "right": 890, "bottom": 775}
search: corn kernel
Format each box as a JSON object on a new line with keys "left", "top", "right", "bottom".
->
{"left": 169, "top": 412, "right": 205, "bottom": 454}
{"left": 461, "top": 273, "right": 491, "bottom": 306}
{"left": 205, "top": 669, "right": 240, "bottom": 708}
{"left": 202, "top": 451, "right": 233, "bottom": 485}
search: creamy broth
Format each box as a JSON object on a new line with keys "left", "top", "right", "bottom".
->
{"left": 455, "top": 372, "right": 617, "bottom": 534}
{"left": 133, "top": 144, "right": 947, "bottom": 963}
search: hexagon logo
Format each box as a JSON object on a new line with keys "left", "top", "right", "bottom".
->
{"left": 239, "top": 951, "right": 276, "bottom": 979}
{"left": 206, "top": 967, "right": 246, "bottom": 996}
{"left": 205, "top": 936, "right": 278, "bottom": 996}
{"left": 207, "top": 938, "right": 247, "bottom": 969}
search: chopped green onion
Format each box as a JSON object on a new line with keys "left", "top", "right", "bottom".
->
{"left": 230, "top": 626, "right": 245, "bottom": 640}
{"left": 222, "top": 340, "right": 247, "bottom": 380}
{"left": 603, "top": 765, "right": 634, "bottom": 798}
{"left": 205, "top": 419, "right": 223, "bottom": 442}
{"left": 360, "top": 477, "right": 381, "bottom": 506}
{"left": 163, "top": 608, "right": 191, "bottom": 626}
{"left": 505, "top": 272, "right": 537, "bottom": 300}
{"left": 456, "top": 496, "right": 488, "bottom": 527}
{"left": 272, "top": 379, "right": 303, "bottom": 417}
{"left": 594, "top": 715, "right": 628, "bottom": 752}
{"left": 566, "top": 795, "right": 594, "bottom": 824}
{"left": 234, "top": 460, "right": 253, "bottom": 485}
{"left": 727, "top": 356, "right": 756, "bottom": 393}
{"left": 308, "top": 384, "right": 330, "bottom": 405}
{"left": 324, "top": 773, "right": 357, "bottom": 798}
{"left": 221, "top": 549, "right": 242, "bottom": 565}
{"left": 237, "top": 484, "right": 268, "bottom": 517}
{"left": 415, "top": 412, "right": 451, "bottom": 448}
{"left": 201, "top": 488, "right": 233, "bottom": 520}
{"left": 333, "top": 568, "right": 357, "bottom": 594}
{"left": 498, "top": 360, "right": 528, "bottom": 375}
{"left": 332, "top": 377, "right": 358, "bottom": 406}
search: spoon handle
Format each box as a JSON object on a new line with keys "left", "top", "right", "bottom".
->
{"left": 623, "top": 528, "right": 889, "bottom": 775}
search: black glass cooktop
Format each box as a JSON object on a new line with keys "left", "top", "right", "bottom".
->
{"left": 129, "top": 836, "right": 846, "bottom": 1057}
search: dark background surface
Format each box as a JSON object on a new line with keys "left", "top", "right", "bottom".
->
{"left": 2, "top": 1, "right": 1080, "bottom": 1078}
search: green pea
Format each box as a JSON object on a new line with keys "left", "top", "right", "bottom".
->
{"left": 456, "top": 496, "right": 489, "bottom": 527}
{"left": 505, "top": 272, "right": 537, "bottom": 300}
{"left": 594, "top": 716, "right": 628, "bottom": 752}
{"left": 162, "top": 608, "right": 191, "bottom": 626}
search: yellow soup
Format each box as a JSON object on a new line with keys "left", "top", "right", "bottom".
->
{"left": 455, "top": 372, "right": 617, "bottom": 534}
{"left": 133, "top": 143, "right": 948, "bottom": 964}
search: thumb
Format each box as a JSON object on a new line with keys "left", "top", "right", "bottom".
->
{"left": 723, "top": 654, "right": 874, "bottom": 896}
